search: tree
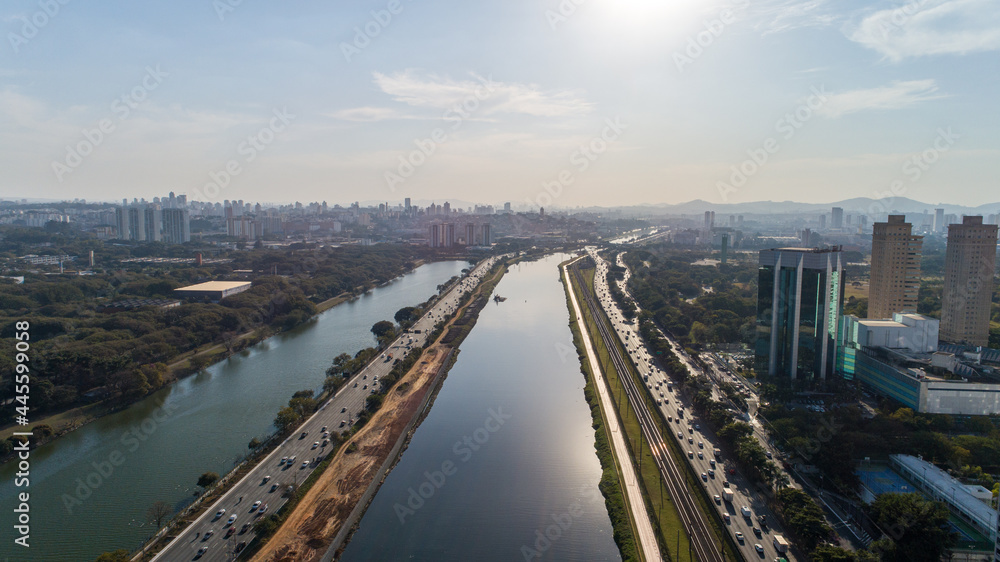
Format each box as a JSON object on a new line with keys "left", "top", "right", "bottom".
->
{"left": 197, "top": 471, "right": 219, "bottom": 490}
{"left": 146, "top": 500, "right": 171, "bottom": 528}
{"left": 248, "top": 437, "right": 262, "bottom": 450}
{"left": 394, "top": 306, "right": 419, "bottom": 324}
{"left": 94, "top": 550, "right": 131, "bottom": 562}
{"left": 371, "top": 320, "right": 395, "bottom": 339}
{"left": 273, "top": 406, "right": 301, "bottom": 432}
{"left": 868, "top": 492, "right": 955, "bottom": 562}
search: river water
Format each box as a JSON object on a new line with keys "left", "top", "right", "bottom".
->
{"left": 340, "top": 254, "right": 620, "bottom": 562}
{"left": 0, "top": 260, "right": 468, "bottom": 562}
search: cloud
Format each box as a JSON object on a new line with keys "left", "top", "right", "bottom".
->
{"left": 816, "top": 79, "right": 947, "bottom": 118}
{"left": 752, "top": 0, "right": 840, "bottom": 35}
{"left": 370, "top": 70, "right": 594, "bottom": 117}
{"left": 324, "top": 106, "right": 421, "bottom": 122}
{"left": 847, "top": 0, "right": 1000, "bottom": 61}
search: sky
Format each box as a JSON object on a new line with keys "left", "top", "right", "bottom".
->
{"left": 1, "top": 0, "right": 998, "bottom": 208}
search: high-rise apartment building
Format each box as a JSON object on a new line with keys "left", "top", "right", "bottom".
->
{"left": 940, "top": 216, "right": 998, "bottom": 346}
{"left": 755, "top": 247, "right": 845, "bottom": 380}
{"left": 162, "top": 208, "right": 191, "bottom": 244}
{"left": 869, "top": 215, "right": 922, "bottom": 319}
{"left": 831, "top": 207, "right": 844, "bottom": 229}
{"left": 933, "top": 208, "right": 945, "bottom": 233}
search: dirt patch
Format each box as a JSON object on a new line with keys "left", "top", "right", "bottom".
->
{"left": 251, "top": 346, "right": 447, "bottom": 562}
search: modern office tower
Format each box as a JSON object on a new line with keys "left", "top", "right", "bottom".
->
{"left": 940, "top": 216, "right": 998, "bottom": 346}
{"left": 831, "top": 207, "right": 844, "bottom": 229}
{"left": 162, "top": 208, "right": 191, "bottom": 244}
{"left": 755, "top": 247, "right": 846, "bottom": 380}
{"left": 869, "top": 215, "right": 922, "bottom": 319}
{"left": 443, "top": 202, "right": 451, "bottom": 215}
{"left": 143, "top": 206, "right": 162, "bottom": 242}
{"left": 934, "top": 208, "right": 945, "bottom": 233}
{"left": 819, "top": 214, "right": 827, "bottom": 230}
{"left": 404, "top": 198, "right": 411, "bottom": 212}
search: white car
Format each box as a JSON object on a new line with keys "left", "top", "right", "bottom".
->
{"left": 227, "top": 514, "right": 237, "bottom": 525}
{"left": 214, "top": 508, "right": 226, "bottom": 519}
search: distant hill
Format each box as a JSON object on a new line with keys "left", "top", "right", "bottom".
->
{"left": 579, "top": 198, "right": 1000, "bottom": 217}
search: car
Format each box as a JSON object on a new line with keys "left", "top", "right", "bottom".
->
{"left": 227, "top": 514, "right": 237, "bottom": 525}
{"left": 698, "top": 452, "right": 704, "bottom": 459}
{"left": 279, "top": 456, "right": 288, "bottom": 465}
{"left": 741, "top": 506, "right": 752, "bottom": 517}
{"left": 300, "top": 431, "right": 308, "bottom": 439}
{"left": 214, "top": 509, "right": 226, "bottom": 519}
{"left": 240, "top": 522, "right": 251, "bottom": 534}
{"left": 708, "top": 469, "right": 715, "bottom": 478}
{"left": 765, "top": 451, "right": 773, "bottom": 459}
{"left": 269, "top": 483, "right": 278, "bottom": 492}
{"left": 235, "top": 541, "right": 247, "bottom": 553}
{"left": 688, "top": 451, "right": 694, "bottom": 458}
{"left": 301, "top": 461, "right": 308, "bottom": 468}
{"left": 689, "top": 428, "right": 694, "bottom": 434}
{"left": 723, "top": 512, "right": 730, "bottom": 523}
{"left": 752, "top": 527, "right": 762, "bottom": 537}
{"left": 203, "top": 530, "right": 214, "bottom": 540}
{"left": 340, "top": 420, "right": 346, "bottom": 427}
{"left": 262, "top": 475, "right": 270, "bottom": 483}
{"left": 678, "top": 432, "right": 683, "bottom": 439}
{"left": 709, "top": 459, "right": 716, "bottom": 468}
{"left": 688, "top": 437, "right": 694, "bottom": 444}
{"left": 701, "top": 472, "right": 708, "bottom": 481}
{"left": 754, "top": 543, "right": 764, "bottom": 555}
{"left": 196, "top": 546, "right": 208, "bottom": 558}
{"left": 225, "top": 527, "right": 235, "bottom": 538}
{"left": 251, "top": 501, "right": 261, "bottom": 511}
{"left": 321, "top": 426, "right": 327, "bottom": 432}
{"left": 322, "top": 439, "right": 329, "bottom": 446}
{"left": 698, "top": 441, "right": 704, "bottom": 449}
{"left": 258, "top": 504, "right": 268, "bottom": 515}
{"left": 288, "top": 455, "right": 295, "bottom": 462}
{"left": 341, "top": 407, "right": 347, "bottom": 413}
{"left": 714, "top": 494, "right": 721, "bottom": 504}
{"left": 735, "top": 531, "right": 744, "bottom": 543}
{"left": 312, "top": 441, "right": 319, "bottom": 449}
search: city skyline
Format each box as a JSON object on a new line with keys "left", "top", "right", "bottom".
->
{"left": 2, "top": 0, "right": 998, "bottom": 207}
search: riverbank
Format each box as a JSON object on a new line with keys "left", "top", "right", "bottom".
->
{"left": 250, "top": 258, "right": 508, "bottom": 561}
{"left": 0, "top": 269, "right": 417, "bottom": 450}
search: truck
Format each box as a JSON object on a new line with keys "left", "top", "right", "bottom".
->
{"left": 722, "top": 485, "right": 734, "bottom": 502}
{"left": 713, "top": 448, "right": 721, "bottom": 458}
{"left": 772, "top": 535, "right": 789, "bottom": 554}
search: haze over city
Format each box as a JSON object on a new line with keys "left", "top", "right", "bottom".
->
{"left": 2, "top": 0, "right": 998, "bottom": 207}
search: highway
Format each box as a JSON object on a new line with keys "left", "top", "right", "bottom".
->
{"left": 152, "top": 255, "right": 505, "bottom": 562}
{"left": 595, "top": 249, "right": 797, "bottom": 562}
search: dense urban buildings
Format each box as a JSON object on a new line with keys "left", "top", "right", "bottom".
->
{"left": 868, "top": 215, "right": 922, "bottom": 319}
{"left": 755, "top": 247, "right": 845, "bottom": 380}
{"left": 940, "top": 216, "right": 999, "bottom": 346}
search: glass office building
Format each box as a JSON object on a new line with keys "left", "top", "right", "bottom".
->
{"left": 755, "top": 247, "right": 845, "bottom": 380}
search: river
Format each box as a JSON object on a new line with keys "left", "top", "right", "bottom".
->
{"left": 0, "top": 260, "right": 469, "bottom": 562}
{"left": 339, "top": 254, "right": 620, "bottom": 562}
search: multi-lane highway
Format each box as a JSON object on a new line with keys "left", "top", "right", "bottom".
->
{"left": 592, "top": 249, "right": 796, "bottom": 562}
{"left": 152, "top": 255, "right": 504, "bottom": 562}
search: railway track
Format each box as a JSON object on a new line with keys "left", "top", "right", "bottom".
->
{"left": 572, "top": 261, "right": 726, "bottom": 562}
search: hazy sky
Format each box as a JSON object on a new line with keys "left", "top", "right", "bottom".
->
{"left": 2, "top": 0, "right": 998, "bottom": 208}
